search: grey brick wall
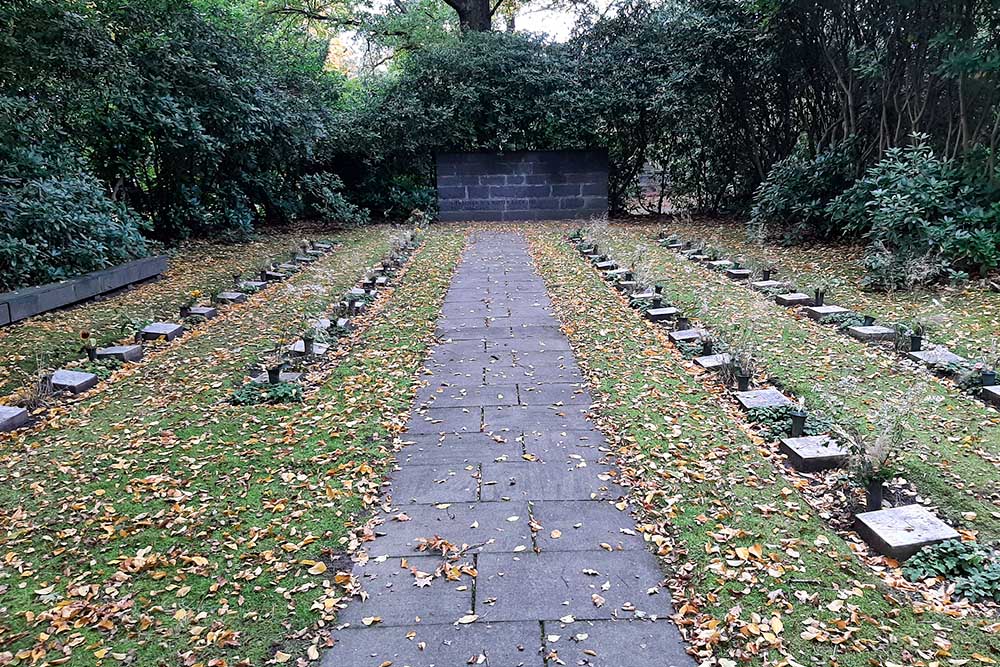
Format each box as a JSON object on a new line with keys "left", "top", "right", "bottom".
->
{"left": 436, "top": 150, "right": 609, "bottom": 222}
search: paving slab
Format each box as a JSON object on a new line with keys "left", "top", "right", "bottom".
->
{"left": 531, "top": 500, "right": 645, "bottom": 552}
{"left": 367, "top": 502, "right": 532, "bottom": 557}
{"left": 778, "top": 435, "right": 848, "bottom": 472}
{"left": 854, "top": 504, "right": 959, "bottom": 560}
{"left": 480, "top": 462, "right": 623, "bottom": 502}
{"left": 337, "top": 555, "right": 474, "bottom": 627}
{"left": 517, "top": 382, "right": 591, "bottom": 408}
{"left": 476, "top": 550, "right": 672, "bottom": 622}
{"left": 734, "top": 388, "right": 792, "bottom": 410}
{"left": 323, "top": 231, "right": 688, "bottom": 666}
{"left": 804, "top": 304, "right": 850, "bottom": 320}
{"left": 694, "top": 353, "right": 731, "bottom": 370}
{"left": 483, "top": 405, "right": 586, "bottom": 433}
{"left": 140, "top": 322, "right": 183, "bottom": 341}
{"left": 396, "top": 432, "right": 522, "bottom": 465}
{"left": 907, "top": 348, "right": 966, "bottom": 367}
{"left": 542, "top": 619, "right": 693, "bottom": 667}
{"left": 51, "top": 369, "right": 99, "bottom": 394}
{"left": 215, "top": 291, "right": 246, "bottom": 304}
{"left": 96, "top": 345, "right": 143, "bottom": 362}
{"left": 0, "top": 406, "right": 29, "bottom": 432}
{"left": 418, "top": 384, "right": 519, "bottom": 409}
{"left": 775, "top": 292, "right": 811, "bottom": 307}
{"left": 323, "top": 622, "right": 543, "bottom": 667}
{"left": 520, "top": 430, "right": 607, "bottom": 462}
{"left": 847, "top": 325, "right": 897, "bottom": 342}
{"left": 389, "top": 463, "right": 480, "bottom": 504}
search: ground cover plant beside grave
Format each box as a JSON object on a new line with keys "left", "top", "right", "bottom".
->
{"left": 602, "top": 227, "right": 1000, "bottom": 541}
{"left": 0, "top": 227, "right": 471, "bottom": 665}
{"left": 643, "top": 219, "right": 1000, "bottom": 361}
{"left": 527, "top": 228, "right": 999, "bottom": 664}
{"left": 0, "top": 227, "right": 335, "bottom": 395}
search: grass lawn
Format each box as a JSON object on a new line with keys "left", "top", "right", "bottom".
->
{"left": 527, "top": 227, "right": 999, "bottom": 665}
{"left": 600, "top": 225, "right": 1000, "bottom": 542}
{"left": 639, "top": 217, "right": 1000, "bottom": 361}
{"left": 0, "top": 226, "right": 330, "bottom": 396}
{"left": 0, "top": 226, "right": 466, "bottom": 666}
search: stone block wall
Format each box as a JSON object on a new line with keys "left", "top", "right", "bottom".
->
{"left": 436, "top": 150, "right": 608, "bottom": 222}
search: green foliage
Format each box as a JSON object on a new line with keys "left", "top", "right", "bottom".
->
{"left": 750, "top": 143, "right": 857, "bottom": 244}
{"left": 76, "top": 358, "right": 124, "bottom": 380}
{"left": 746, "top": 405, "right": 832, "bottom": 440}
{"left": 818, "top": 311, "right": 865, "bottom": 331}
{"left": 902, "top": 539, "right": 1000, "bottom": 602}
{"left": 301, "top": 173, "right": 370, "bottom": 226}
{"left": 230, "top": 381, "right": 303, "bottom": 405}
{"left": 826, "top": 137, "right": 999, "bottom": 290}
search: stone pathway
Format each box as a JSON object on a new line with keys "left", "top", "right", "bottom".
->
{"left": 323, "top": 232, "right": 692, "bottom": 666}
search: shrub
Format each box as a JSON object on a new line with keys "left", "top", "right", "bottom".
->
{"left": 301, "top": 173, "right": 370, "bottom": 226}
{"left": 826, "top": 136, "right": 1000, "bottom": 290}
{"left": 231, "top": 381, "right": 303, "bottom": 405}
{"left": 750, "top": 142, "right": 857, "bottom": 244}
{"left": 0, "top": 165, "right": 150, "bottom": 292}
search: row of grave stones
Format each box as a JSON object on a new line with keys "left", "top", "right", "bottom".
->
{"left": 0, "top": 240, "right": 338, "bottom": 433}
{"left": 658, "top": 237, "right": 1000, "bottom": 411}
{"left": 248, "top": 236, "right": 420, "bottom": 386}
{"left": 573, "top": 238, "right": 959, "bottom": 562}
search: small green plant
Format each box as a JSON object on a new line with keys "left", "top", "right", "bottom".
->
{"left": 76, "top": 358, "right": 122, "bottom": 380}
{"left": 231, "top": 381, "right": 303, "bottom": 406}
{"left": 819, "top": 311, "right": 865, "bottom": 331}
{"left": 746, "top": 405, "right": 833, "bottom": 440}
{"left": 903, "top": 540, "right": 988, "bottom": 581}
{"left": 954, "top": 563, "right": 1000, "bottom": 603}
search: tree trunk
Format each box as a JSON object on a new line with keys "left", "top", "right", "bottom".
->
{"left": 446, "top": 0, "right": 492, "bottom": 31}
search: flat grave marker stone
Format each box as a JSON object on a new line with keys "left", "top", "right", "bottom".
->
{"left": 188, "top": 306, "right": 218, "bottom": 319}
{"left": 669, "top": 328, "right": 706, "bottom": 343}
{"left": 96, "top": 345, "right": 143, "bottom": 362}
{"left": 141, "top": 322, "right": 184, "bottom": 341}
{"left": 239, "top": 280, "right": 267, "bottom": 291}
{"left": 983, "top": 385, "right": 1000, "bottom": 408}
{"left": 216, "top": 291, "right": 247, "bottom": 304}
{"left": 705, "top": 260, "right": 734, "bottom": 270}
{"left": 294, "top": 254, "right": 316, "bottom": 263}
{"left": 847, "top": 325, "right": 896, "bottom": 342}
{"left": 778, "top": 435, "right": 847, "bottom": 472}
{"left": 288, "top": 340, "right": 330, "bottom": 356}
{"left": 854, "top": 504, "right": 959, "bottom": 560}
{"left": 646, "top": 306, "right": 679, "bottom": 322}
{"left": 725, "top": 268, "right": 752, "bottom": 280}
{"left": 906, "top": 348, "right": 965, "bottom": 367}
{"left": 804, "top": 304, "right": 850, "bottom": 320}
{"left": 694, "top": 353, "right": 732, "bottom": 370}
{"left": 735, "top": 388, "right": 792, "bottom": 410}
{"left": 775, "top": 292, "right": 811, "bottom": 307}
{"left": 252, "top": 371, "right": 302, "bottom": 384}
{"left": 0, "top": 405, "right": 29, "bottom": 432}
{"left": 51, "top": 369, "right": 99, "bottom": 394}
{"left": 751, "top": 280, "right": 783, "bottom": 291}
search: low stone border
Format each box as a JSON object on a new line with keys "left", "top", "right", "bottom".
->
{"left": 1, "top": 256, "right": 168, "bottom": 326}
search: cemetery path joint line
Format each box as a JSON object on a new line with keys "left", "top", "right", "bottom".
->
{"left": 322, "top": 231, "right": 694, "bottom": 666}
